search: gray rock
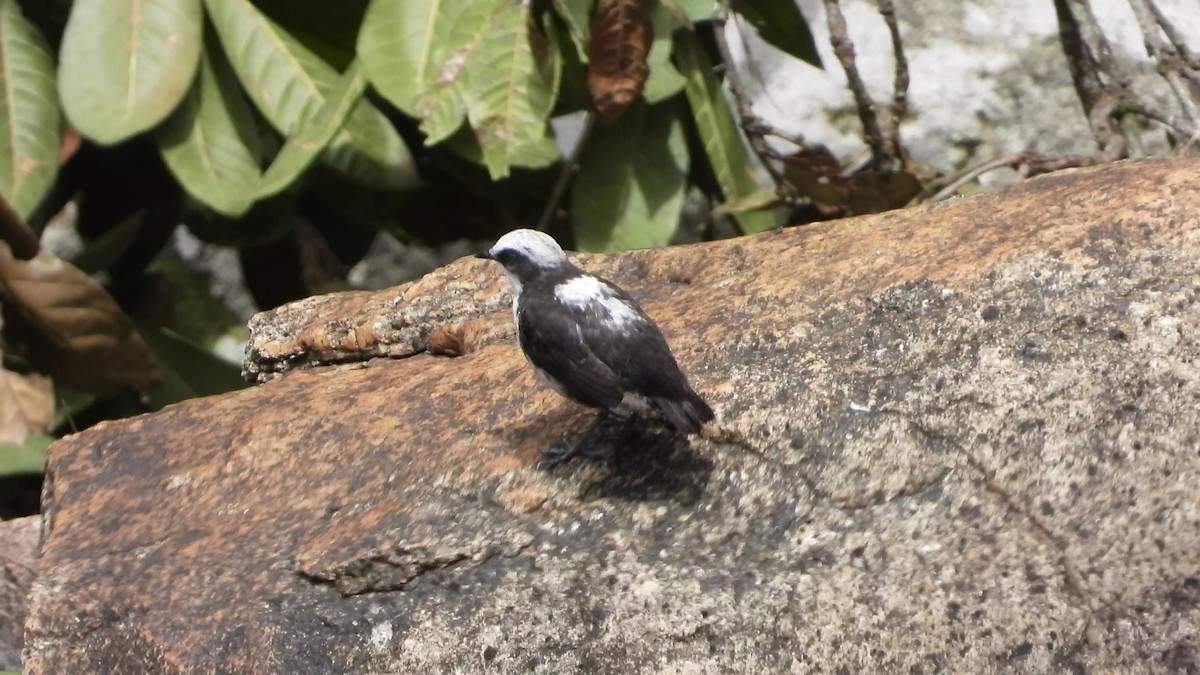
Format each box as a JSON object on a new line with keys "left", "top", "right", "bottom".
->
{"left": 739, "top": 0, "right": 1199, "bottom": 176}
{"left": 24, "top": 158, "right": 1200, "bottom": 673}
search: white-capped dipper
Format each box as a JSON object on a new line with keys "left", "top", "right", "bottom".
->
{"left": 478, "top": 229, "right": 714, "bottom": 464}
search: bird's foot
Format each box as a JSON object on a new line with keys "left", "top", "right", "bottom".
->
{"left": 537, "top": 436, "right": 604, "bottom": 469}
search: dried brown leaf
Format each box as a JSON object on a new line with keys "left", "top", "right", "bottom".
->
{"left": 782, "top": 146, "right": 922, "bottom": 216}
{"left": 0, "top": 366, "right": 53, "bottom": 445}
{"left": 0, "top": 241, "right": 159, "bottom": 396}
{"left": 587, "top": 0, "right": 653, "bottom": 124}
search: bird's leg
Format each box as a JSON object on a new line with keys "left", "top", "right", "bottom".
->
{"left": 538, "top": 410, "right": 616, "bottom": 468}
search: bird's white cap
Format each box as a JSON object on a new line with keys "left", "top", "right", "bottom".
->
{"left": 486, "top": 229, "right": 567, "bottom": 269}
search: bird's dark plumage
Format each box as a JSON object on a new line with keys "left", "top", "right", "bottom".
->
{"left": 480, "top": 229, "right": 714, "bottom": 439}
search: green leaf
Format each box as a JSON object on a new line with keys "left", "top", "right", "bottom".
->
{"left": 256, "top": 60, "right": 367, "bottom": 200}
{"left": 663, "top": 0, "right": 713, "bottom": 24}
{"left": 72, "top": 209, "right": 143, "bottom": 274}
{"left": 643, "top": 3, "right": 686, "bottom": 104}
{"left": 360, "top": 0, "right": 559, "bottom": 176}
{"left": 466, "top": 1, "right": 561, "bottom": 178}
{"left": 204, "top": 0, "right": 418, "bottom": 189}
{"left": 252, "top": 0, "right": 368, "bottom": 71}
{"left": 550, "top": 0, "right": 591, "bottom": 60}
{"left": 359, "top": 0, "right": 483, "bottom": 145}
{"left": 572, "top": 101, "right": 688, "bottom": 252}
{"left": 0, "top": 0, "right": 61, "bottom": 219}
{"left": 156, "top": 36, "right": 262, "bottom": 216}
{"left": 139, "top": 327, "right": 246, "bottom": 409}
{"left": 52, "top": 385, "right": 96, "bottom": 430}
{"left": 712, "top": 185, "right": 779, "bottom": 215}
{"left": 59, "top": 0, "right": 203, "bottom": 144}
{"left": 732, "top": 0, "right": 822, "bottom": 68}
{"left": 0, "top": 431, "right": 51, "bottom": 476}
{"left": 675, "top": 31, "right": 775, "bottom": 233}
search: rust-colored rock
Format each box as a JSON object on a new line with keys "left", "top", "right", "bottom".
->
{"left": 0, "top": 516, "right": 38, "bottom": 670}
{"left": 26, "top": 158, "right": 1200, "bottom": 672}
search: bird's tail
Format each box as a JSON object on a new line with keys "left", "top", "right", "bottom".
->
{"left": 653, "top": 388, "right": 715, "bottom": 434}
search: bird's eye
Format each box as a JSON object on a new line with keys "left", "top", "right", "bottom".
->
{"left": 495, "top": 250, "right": 516, "bottom": 264}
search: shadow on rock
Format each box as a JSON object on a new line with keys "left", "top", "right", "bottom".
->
{"left": 571, "top": 416, "right": 714, "bottom": 506}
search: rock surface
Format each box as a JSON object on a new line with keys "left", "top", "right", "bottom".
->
{"left": 758, "top": 0, "right": 1200, "bottom": 174}
{"left": 26, "top": 158, "right": 1200, "bottom": 673}
{"left": 0, "top": 516, "right": 38, "bottom": 670}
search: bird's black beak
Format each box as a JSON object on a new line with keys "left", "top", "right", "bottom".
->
{"left": 476, "top": 251, "right": 493, "bottom": 260}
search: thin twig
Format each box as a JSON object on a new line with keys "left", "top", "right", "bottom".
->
{"left": 1128, "top": 0, "right": 1200, "bottom": 129}
{"left": 712, "top": 2, "right": 802, "bottom": 203}
{"left": 822, "top": 0, "right": 892, "bottom": 169}
{"left": 1126, "top": 101, "right": 1200, "bottom": 141}
{"left": 926, "top": 152, "right": 1098, "bottom": 202}
{"left": 0, "top": 194, "right": 40, "bottom": 260}
{"left": 876, "top": 0, "right": 909, "bottom": 160}
{"left": 1146, "top": 0, "right": 1199, "bottom": 70}
{"left": 536, "top": 112, "right": 597, "bottom": 233}
{"left": 1052, "top": 0, "right": 1128, "bottom": 159}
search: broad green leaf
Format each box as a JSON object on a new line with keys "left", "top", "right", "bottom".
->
{"left": 0, "top": 0, "right": 61, "bottom": 219}
{"left": 360, "top": 0, "right": 559, "bottom": 175}
{"left": 675, "top": 31, "right": 775, "bottom": 233}
{"left": 466, "top": 1, "right": 560, "bottom": 178}
{"left": 0, "top": 432, "right": 51, "bottom": 476}
{"left": 572, "top": 101, "right": 688, "bottom": 252}
{"left": 52, "top": 385, "right": 96, "bottom": 430}
{"left": 643, "top": 3, "right": 686, "bottom": 104}
{"left": 257, "top": 61, "right": 367, "bottom": 200}
{"left": 550, "top": 0, "right": 590, "bottom": 60}
{"left": 72, "top": 208, "right": 143, "bottom": 274}
{"left": 140, "top": 327, "right": 246, "bottom": 409}
{"left": 204, "top": 0, "right": 418, "bottom": 189}
{"left": 664, "top": 0, "right": 713, "bottom": 23}
{"left": 253, "top": 0, "right": 368, "bottom": 71}
{"left": 156, "top": 38, "right": 262, "bottom": 216}
{"left": 733, "top": 0, "right": 821, "bottom": 68}
{"left": 59, "top": 0, "right": 203, "bottom": 144}
{"left": 359, "top": 0, "right": 488, "bottom": 145}
{"left": 712, "top": 185, "right": 779, "bottom": 215}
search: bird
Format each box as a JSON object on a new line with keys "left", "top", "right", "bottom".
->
{"left": 477, "top": 229, "right": 714, "bottom": 464}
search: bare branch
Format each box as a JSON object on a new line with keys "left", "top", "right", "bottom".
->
{"left": 713, "top": 2, "right": 808, "bottom": 204}
{"left": 1052, "top": 0, "right": 1128, "bottom": 159}
{"left": 1122, "top": 101, "right": 1200, "bottom": 142}
{"left": 1146, "top": 0, "right": 1200, "bottom": 71}
{"left": 876, "top": 0, "right": 909, "bottom": 159}
{"left": 1128, "top": 0, "right": 1200, "bottom": 129}
{"left": 536, "top": 113, "right": 597, "bottom": 233}
{"left": 822, "top": 0, "right": 894, "bottom": 169}
{"left": 0, "top": 196, "right": 40, "bottom": 261}
{"left": 927, "top": 153, "right": 1100, "bottom": 202}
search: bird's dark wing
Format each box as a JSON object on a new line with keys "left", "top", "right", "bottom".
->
{"left": 518, "top": 295, "right": 624, "bottom": 408}
{"left": 569, "top": 279, "right": 690, "bottom": 398}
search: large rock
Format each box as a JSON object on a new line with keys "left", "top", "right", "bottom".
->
{"left": 26, "top": 158, "right": 1200, "bottom": 672}
{"left": 758, "top": 1, "right": 1199, "bottom": 173}
{"left": 0, "top": 516, "right": 38, "bottom": 670}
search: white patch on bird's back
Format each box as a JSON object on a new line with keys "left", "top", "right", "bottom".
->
{"left": 487, "top": 229, "right": 566, "bottom": 269}
{"left": 554, "top": 275, "right": 642, "bottom": 330}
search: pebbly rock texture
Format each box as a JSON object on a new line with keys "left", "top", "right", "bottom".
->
{"left": 25, "top": 157, "right": 1200, "bottom": 673}
{"left": 0, "top": 516, "right": 38, "bottom": 670}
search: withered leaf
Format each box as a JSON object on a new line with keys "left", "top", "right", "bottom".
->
{"left": 0, "top": 364, "right": 53, "bottom": 445}
{"left": 0, "top": 241, "right": 159, "bottom": 396}
{"left": 782, "top": 146, "right": 922, "bottom": 217}
{"left": 587, "top": 0, "right": 653, "bottom": 123}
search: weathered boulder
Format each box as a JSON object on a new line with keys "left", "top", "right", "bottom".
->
{"left": 26, "top": 158, "right": 1200, "bottom": 673}
{"left": 0, "top": 515, "right": 37, "bottom": 670}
